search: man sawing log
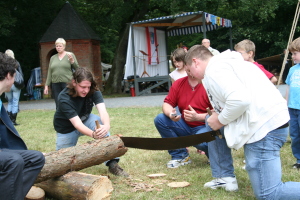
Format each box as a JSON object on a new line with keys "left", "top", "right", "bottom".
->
{"left": 35, "top": 129, "right": 219, "bottom": 183}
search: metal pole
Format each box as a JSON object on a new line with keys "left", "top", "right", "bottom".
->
{"left": 202, "top": 12, "right": 207, "bottom": 38}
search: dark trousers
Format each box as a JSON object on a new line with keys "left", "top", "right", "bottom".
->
{"left": 51, "top": 82, "right": 67, "bottom": 107}
{"left": 0, "top": 149, "right": 45, "bottom": 200}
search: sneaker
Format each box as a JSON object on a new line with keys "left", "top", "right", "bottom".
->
{"left": 204, "top": 177, "right": 238, "bottom": 191}
{"left": 108, "top": 161, "right": 130, "bottom": 177}
{"left": 242, "top": 160, "right": 246, "bottom": 170}
{"left": 167, "top": 156, "right": 192, "bottom": 168}
{"left": 293, "top": 163, "right": 300, "bottom": 169}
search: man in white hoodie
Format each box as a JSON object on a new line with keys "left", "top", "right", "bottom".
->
{"left": 185, "top": 45, "right": 300, "bottom": 199}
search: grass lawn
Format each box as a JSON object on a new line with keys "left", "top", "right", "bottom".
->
{"left": 16, "top": 106, "right": 297, "bottom": 200}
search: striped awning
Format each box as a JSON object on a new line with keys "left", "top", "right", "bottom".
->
{"left": 132, "top": 11, "right": 232, "bottom": 37}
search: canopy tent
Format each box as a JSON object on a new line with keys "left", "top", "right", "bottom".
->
{"left": 125, "top": 11, "right": 232, "bottom": 96}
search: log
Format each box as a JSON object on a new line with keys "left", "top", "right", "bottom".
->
{"left": 25, "top": 186, "right": 45, "bottom": 200}
{"left": 36, "top": 172, "right": 113, "bottom": 200}
{"left": 35, "top": 135, "right": 127, "bottom": 183}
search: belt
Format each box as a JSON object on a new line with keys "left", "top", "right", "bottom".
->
{"left": 276, "top": 122, "right": 289, "bottom": 130}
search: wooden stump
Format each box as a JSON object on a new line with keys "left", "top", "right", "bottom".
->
{"left": 25, "top": 186, "right": 45, "bottom": 200}
{"left": 36, "top": 135, "right": 127, "bottom": 183}
{"left": 36, "top": 172, "right": 113, "bottom": 200}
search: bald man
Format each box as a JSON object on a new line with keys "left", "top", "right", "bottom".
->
{"left": 201, "top": 39, "right": 220, "bottom": 55}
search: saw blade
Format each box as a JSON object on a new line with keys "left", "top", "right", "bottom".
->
{"left": 120, "top": 131, "right": 217, "bottom": 150}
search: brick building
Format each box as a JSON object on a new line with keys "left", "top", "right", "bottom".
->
{"left": 39, "top": 2, "right": 102, "bottom": 92}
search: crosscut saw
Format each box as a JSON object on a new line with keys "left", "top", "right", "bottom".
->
{"left": 95, "top": 115, "right": 221, "bottom": 150}
{"left": 120, "top": 130, "right": 219, "bottom": 150}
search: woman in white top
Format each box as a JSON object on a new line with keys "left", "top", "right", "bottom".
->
{"left": 169, "top": 48, "right": 187, "bottom": 83}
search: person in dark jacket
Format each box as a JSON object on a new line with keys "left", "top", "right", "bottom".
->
{"left": 0, "top": 52, "right": 45, "bottom": 200}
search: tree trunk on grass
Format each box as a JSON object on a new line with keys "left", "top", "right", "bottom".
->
{"left": 104, "top": 0, "right": 150, "bottom": 94}
{"left": 36, "top": 172, "right": 113, "bottom": 200}
{"left": 35, "top": 135, "right": 127, "bottom": 183}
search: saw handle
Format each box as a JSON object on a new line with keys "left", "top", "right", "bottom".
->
{"left": 95, "top": 120, "right": 123, "bottom": 137}
{"left": 92, "top": 121, "right": 101, "bottom": 139}
{"left": 95, "top": 120, "right": 100, "bottom": 129}
{"left": 206, "top": 108, "right": 222, "bottom": 139}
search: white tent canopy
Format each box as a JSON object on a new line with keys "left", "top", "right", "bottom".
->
{"left": 124, "top": 27, "right": 168, "bottom": 78}
{"left": 124, "top": 11, "right": 232, "bottom": 96}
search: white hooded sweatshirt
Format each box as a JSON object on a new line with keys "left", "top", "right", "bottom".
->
{"left": 203, "top": 50, "right": 289, "bottom": 150}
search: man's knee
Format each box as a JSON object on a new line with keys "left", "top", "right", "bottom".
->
{"left": 29, "top": 150, "right": 45, "bottom": 167}
{"left": 1, "top": 153, "right": 24, "bottom": 171}
{"left": 154, "top": 113, "right": 166, "bottom": 126}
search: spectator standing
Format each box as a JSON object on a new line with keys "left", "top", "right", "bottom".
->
{"left": 201, "top": 38, "right": 220, "bottom": 55}
{"left": 4, "top": 49, "right": 23, "bottom": 125}
{"left": 285, "top": 37, "right": 300, "bottom": 169}
{"left": 234, "top": 39, "right": 277, "bottom": 84}
{"left": 169, "top": 48, "right": 187, "bottom": 83}
{"left": 44, "top": 38, "right": 79, "bottom": 107}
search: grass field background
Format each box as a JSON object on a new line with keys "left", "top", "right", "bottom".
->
{"left": 16, "top": 106, "right": 297, "bottom": 200}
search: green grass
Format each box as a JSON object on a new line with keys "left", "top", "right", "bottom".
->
{"left": 16, "top": 106, "right": 297, "bottom": 200}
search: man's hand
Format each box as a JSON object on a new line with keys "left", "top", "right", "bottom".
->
{"left": 94, "top": 124, "right": 110, "bottom": 139}
{"left": 169, "top": 108, "right": 181, "bottom": 122}
{"left": 207, "top": 111, "right": 224, "bottom": 130}
{"left": 183, "top": 105, "right": 199, "bottom": 122}
{"left": 67, "top": 53, "right": 75, "bottom": 64}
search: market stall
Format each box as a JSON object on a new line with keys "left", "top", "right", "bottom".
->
{"left": 125, "top": 11, "right": 232, "bottom": 96}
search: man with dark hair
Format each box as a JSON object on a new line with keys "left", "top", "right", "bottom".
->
{"left": 0, "top": 52, "right": 45, "bottom": 200}
{"left": 54, "top": 67, "right": 129, "bottom": 177}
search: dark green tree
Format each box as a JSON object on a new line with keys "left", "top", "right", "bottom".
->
{"left": 0, "top": 0, "right": 299, "bottom": 95}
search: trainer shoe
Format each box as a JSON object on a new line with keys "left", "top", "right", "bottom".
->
{"left": 242, "top": 160, "right": 246, "bottom": 170}
{"left": 204, "top": 177, "right": 238, "bottom": 191}
{"left": 108, "top": 160, "right": 130, "bottom": 177}
{"left": 167, "top": 156, "right": 192, "bottom": 168}
{"left": 293, "top": 163, "right": 300, "bottom": 169}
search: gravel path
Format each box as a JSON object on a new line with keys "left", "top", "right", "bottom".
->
{"left": 7, "top": 85, "right": 287, "bottom": 111}
{"left": 12, "top": 95, "right": 167, "bottom": 110}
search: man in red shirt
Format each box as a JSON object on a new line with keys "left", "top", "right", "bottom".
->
{"left": 154, "top": 73, "right": 238, "bottom": 191}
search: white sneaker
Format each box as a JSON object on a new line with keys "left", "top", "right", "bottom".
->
{"left": 242, "top": 160, "right": 246, "bottom": 170}
{"left": 167, "top": 156, "right": 192, "bottom": 168}
{"left": 204, "top": 177, "right": 238, "bottom": 191}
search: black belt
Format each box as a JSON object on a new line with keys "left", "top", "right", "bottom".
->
{"left": 276, "top": 122, "right": 289, "bottom": 130}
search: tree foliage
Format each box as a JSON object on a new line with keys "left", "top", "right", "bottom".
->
{"left": 0, "top": 0, "right": 299, "bottom": 94}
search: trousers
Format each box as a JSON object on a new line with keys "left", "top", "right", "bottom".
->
{"left": 0, "top": 149, "right": 45, "bottom": 200}
{"left": 56, "top": 113, "right": 119, "bottom": 165}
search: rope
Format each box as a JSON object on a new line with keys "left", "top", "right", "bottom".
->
{"left": 277, "top": 0, "right": 300, "bottom": 87}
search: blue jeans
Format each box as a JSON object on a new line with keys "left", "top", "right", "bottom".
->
{"left": 5, "top": 84, "right": 21, "bottom": 114}
{"left": 154, "top": 113, "right": 209, "bottom": 160}
{"left": 56, "top": 113, "right": 119, "bottom": 165}
{"left": 206, "top": 125, "right": 235, "bottom": 178}
{"left": 245, "top": 127, "right": 300, "bottom": 200}
{"left": 288, "top": 108, "right": 300, "bottom": 163}
{"left": 0, "top": 149, "right": 45, "bottom": 200}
